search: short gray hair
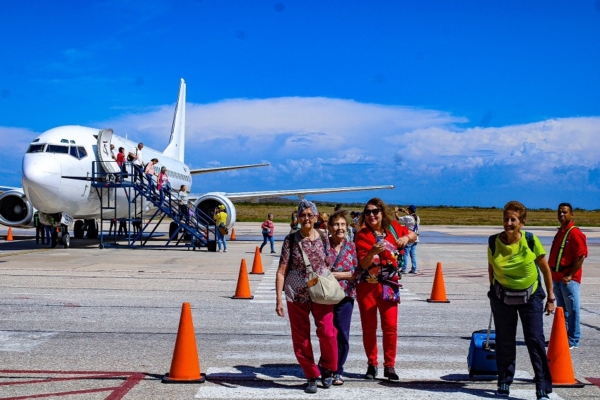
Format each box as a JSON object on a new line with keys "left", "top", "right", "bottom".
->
{"left": 297, "top": 199, "right": 317, "bottom": 216}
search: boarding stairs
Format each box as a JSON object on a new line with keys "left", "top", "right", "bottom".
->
{"left": 91, "top": 161, "right": 217, "bottom": 250}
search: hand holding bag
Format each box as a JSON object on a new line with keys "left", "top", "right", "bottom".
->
{"left": 296, "top": 232, "right": 345, "bottom": 305}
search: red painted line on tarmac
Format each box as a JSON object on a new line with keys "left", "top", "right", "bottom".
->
{"left": 0, "top": 370, "right": 146, "bottom": 400}
{"left": 1, "top": 386, "right": 115, "bottom": 400}
{"left": 0, "top": 373, "right": 117, "bottom": 386}
{"left": 105, "top": 373, "right": 146, "bottom": 400}
{"left": 0, "top": 370, "right": 138, "bottom": 375}
{"left": 586, "top": 377, "right": 600, "bottom": 388}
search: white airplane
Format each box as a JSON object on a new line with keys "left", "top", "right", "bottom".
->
{"left": 0, "top": 79, "right": 394, "bottom": 248}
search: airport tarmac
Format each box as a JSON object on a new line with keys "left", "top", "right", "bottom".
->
{"left": 1, "top": 223, "right": 599, "bottom": 399}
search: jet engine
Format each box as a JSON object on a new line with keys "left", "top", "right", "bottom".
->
{"left": 0, "top": 190, "right": 35, "bottom": 228}
{"left": 192, "top": 193, "right": 237, "bottom": 229}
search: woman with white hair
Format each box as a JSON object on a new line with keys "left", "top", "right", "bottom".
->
{"left": 275, "top": 199, "right": 337, "bottom": 394}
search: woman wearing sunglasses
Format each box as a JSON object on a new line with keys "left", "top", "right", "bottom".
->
{"left": 355, "top": 198, "right": 417, "bottom": 381}
{"left": 275, "top": 199, "right": 337, "bottom": 394}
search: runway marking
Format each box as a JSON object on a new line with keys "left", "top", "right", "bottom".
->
{"left": 0, "top": 370, "right": 144, "bottom": 400}
{"left": 586, "top": 377, "right": 600, "bottom": 388}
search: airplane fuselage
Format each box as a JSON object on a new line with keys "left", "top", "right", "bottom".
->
{"left": 22, "top": 125, "right": 192, "bottom": 220}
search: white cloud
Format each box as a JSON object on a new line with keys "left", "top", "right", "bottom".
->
{"left": 3, "top": 97, "right": 599, "bottom": 207}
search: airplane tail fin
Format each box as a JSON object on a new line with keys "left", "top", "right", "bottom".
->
{"left": 163, "top": 78, "right": 186, "bottom": 162}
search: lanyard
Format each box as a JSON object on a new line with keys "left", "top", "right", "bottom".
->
{"left": 555, "top": 226, "right": 576, "bottom": 272}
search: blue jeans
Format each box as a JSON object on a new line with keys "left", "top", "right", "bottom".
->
{"left": 401, "top": 242, "right": 418, "bottom": 273}
{"left": 488, "top": 284, "right": 552, "bottom": 393}
{"left": 145, "top": 173, "right": 154, "bottom": 195}
{"left": 216, "top": 229, "right": 227, "bottom": 251}
{"left": 260, "top": 233, "right": 275, "bottom": 253}
{"left": 333, "top": 297, "right": 354, "bottom": 374}
{"left": 553, "top": 280, "right": 581, "bottom": 347}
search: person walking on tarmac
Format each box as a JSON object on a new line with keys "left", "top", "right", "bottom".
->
{"left": 395, "top": 205, "right": 420, "bottom": 274}
{"left": 34, "top": 211, "right": 45, "bottom": 245}
{"left": 355, "top": 198, "right": 416, "bottom": 382}
{"left": 488, "top": 201, "right": 555, "bottom": 400}
{"left": 275, "top": 199, "right": 337, "bottom": 394}
{"left": 260, "top": 213, "right": 276, "bottom": 253}
{"left": 327, "top": 209, "right": 359, "bottom": 386}
{"left": 548, "top": 202, "right": 588, "bottom": 350}
{"left": 214, "top": 205, "right": 228, "bottom": 252}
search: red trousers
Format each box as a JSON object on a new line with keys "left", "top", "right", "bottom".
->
{"left": 287, "top": 301, "right": 338, "bottom": 379}
{"left": 356, "top": 282, "right": 398, "bottom": 368}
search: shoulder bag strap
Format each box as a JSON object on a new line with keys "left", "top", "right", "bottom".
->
{"left": 295, "top": 231, "right": 314, "bottom": 274}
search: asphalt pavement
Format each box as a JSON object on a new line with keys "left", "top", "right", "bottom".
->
{"left": 1, "top": 223, "right": 599, "bottom": 399}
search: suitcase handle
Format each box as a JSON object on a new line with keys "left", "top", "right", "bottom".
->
{"left": 485, "top": 311, "right": 493, "bottom": 350}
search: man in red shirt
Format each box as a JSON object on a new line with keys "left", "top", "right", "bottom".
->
{"left": 548, "top": 203, "right": 587, "bottom": 349}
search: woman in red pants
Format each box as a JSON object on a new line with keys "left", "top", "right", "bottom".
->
{"left": 275, "top": 199, "right": 338, "bottom": 394}
{"left": 355, "top": 198, "right": 416, "bottom": 381}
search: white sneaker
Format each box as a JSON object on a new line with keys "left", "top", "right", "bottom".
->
{"left": 569, "top": 345, "right": 578, "bottom": 350}
{"left": 218, "top": 250, "right": 223, "bottom": 253}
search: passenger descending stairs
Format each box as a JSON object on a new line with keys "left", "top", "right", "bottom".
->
{"left": 92, "top": 161, "right": 217, "bottom": 249}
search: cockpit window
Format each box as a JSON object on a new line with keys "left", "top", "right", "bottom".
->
{"left": 32, "top": 138, "right": 40, "bottom": 143}
{"left": 69, "top": 146, "right": 79, "bottom": 159}
{"left": 27, "top": 144, "right": 45, "bottom": 153}
{"left": 77, "top": 147, "right": 87, "bottom": 159}
{"left": 46, "top": 145, "right": 69, "bottom": 154}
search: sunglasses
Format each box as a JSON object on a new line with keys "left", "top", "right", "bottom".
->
{"left": 364, "top": 208, "right": 381, "bottom": 216}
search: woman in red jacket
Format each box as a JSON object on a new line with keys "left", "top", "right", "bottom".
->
{"left": 355, "top": 198, "right": 417, "bottom": 381}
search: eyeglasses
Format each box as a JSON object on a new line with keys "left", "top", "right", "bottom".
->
{"left": 298, "top": 213, "right": 315, "bottom": 220}
{"left": 364, "top": 208, "right": 381, "bottom": 216}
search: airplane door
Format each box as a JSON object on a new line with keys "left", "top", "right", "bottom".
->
{"left": 97, "top": 129, "right": 119, "bottom": 174}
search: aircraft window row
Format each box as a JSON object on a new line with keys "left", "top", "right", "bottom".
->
{"left": 156, "top": 168, "right": 192, "bottom": 182}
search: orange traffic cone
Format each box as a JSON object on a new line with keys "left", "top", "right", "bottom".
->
{"left": 547, "top": 307, "right": 581, "bottom": 386}
{"left": 6, "top": 227, "right": 13, "bottom": 241}
{"left": 230, "top": 228, "right": 236, "bottom": 241}
{"left": 232, "top": 259, "right": 254, "bottom": 299}
{"left": 427, "top": 262, "right": 450, "bottom": 303}
{"left": 162, "top": 302, "right": 206, "bottom": 383}
{"left": 250, "top": 246, "right": 264, "bottom": 275}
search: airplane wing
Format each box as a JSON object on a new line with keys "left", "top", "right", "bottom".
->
{"left": 189, "top": 185, "right": 394, "bottom": 202}
{"left": 190, "top": 163, "right": 269, "bottom": 175}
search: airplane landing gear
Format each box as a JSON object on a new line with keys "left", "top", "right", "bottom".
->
{"left": 74, "top": 220, "right": 84, "bottom": 239}
{"left": 51, "top": 226, "right": 71, "bottom": 249}
{"left": 62, "top": 233, "right": 70, "bottom": 248}
{"left": 86, "top": 219, "right": 98, "bottom": 239}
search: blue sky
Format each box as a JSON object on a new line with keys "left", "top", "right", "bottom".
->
{"left": 2, "top": 1, "right": 600, "bottom": 209}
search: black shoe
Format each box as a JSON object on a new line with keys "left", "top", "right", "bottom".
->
{"left": 536, "top": 390, "right": 550, "bottom": 400}
{"left": 496, "top": 383, "right": 510, "bottom": 397}
{"left": 364, "top": 364, "right": 378, "bottom": 379}
{"left": 383, "top": 367, "right": 399, "bottom": 381}
{"left": 305, "top": 378, "right": 317, "bottom": 394}
{"left": 409, "top": 270, "right": 417, "bottom": 274}
{"left": 321, "top": 369, "right": 333, "bottom": 389}
{"left": 271, "top": 251, "right": 276, "bottom": 254}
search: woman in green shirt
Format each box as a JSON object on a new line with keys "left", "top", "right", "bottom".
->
{"left": 487, "top": 201, "right": 555, "bottom": 400}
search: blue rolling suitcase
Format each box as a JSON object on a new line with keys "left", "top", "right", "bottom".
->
{"left": 467, "top": 313, "right": 498, "bottom": 378}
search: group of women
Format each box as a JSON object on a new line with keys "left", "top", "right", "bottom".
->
{"left": 275, "top": 198, "right": 417, "bottom": 394}
{"left": 276, "top": 198, "right": 556, "bottom": 400}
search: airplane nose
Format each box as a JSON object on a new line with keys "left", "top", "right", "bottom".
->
{"left": 22, "top": 155, "right": 61, "bottom": 208}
